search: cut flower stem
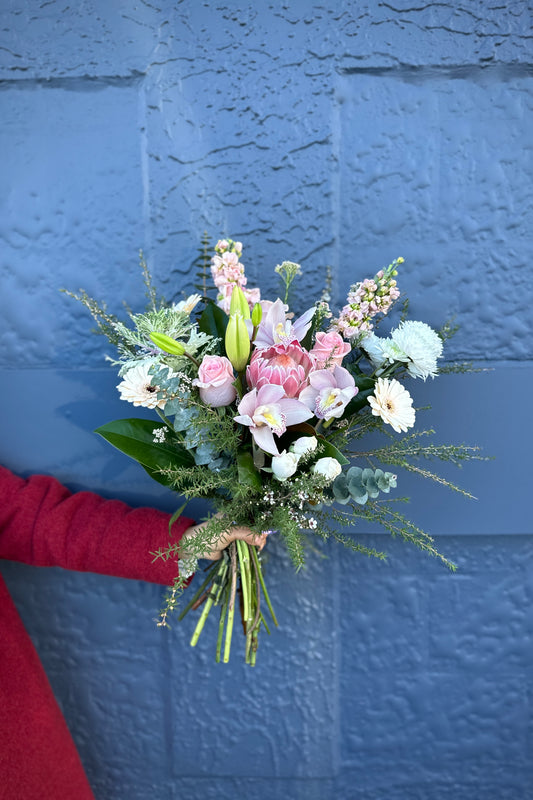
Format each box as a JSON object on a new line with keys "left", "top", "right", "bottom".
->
{"left": 179, "top": 539, "right": 278, "bottom": 665}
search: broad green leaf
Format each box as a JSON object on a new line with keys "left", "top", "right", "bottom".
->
{"left": 95, "top": 419, "right": 195, "bottom": 480}
{"left": 317, "top": 437, "right": 350, "bottom": 465}
{"left": 353, "top": 374, "right": 375, "bottom": 391}
{"left": 345, "top": 375, "right": 375, "bottom": 415}
{"left": 236, "top": 450, "right": 262, "bottom": 491}
{"left": 198, "top": 302, "right": 229, "bottom": 343}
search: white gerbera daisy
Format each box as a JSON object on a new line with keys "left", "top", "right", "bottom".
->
{"left": 117, "top": 363, "right": 165, "bottom": 409}
{"left": 368, "top": 377, "right": 415, "bottom": 433}
{"left": 390, "top": 320, "right": 443, "bottom": 380}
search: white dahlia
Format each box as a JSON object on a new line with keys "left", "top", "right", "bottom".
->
{"left": 368, "top": 377, "right": 415, "bottom": 433}
{"left": 390, "top": 320, "right": 443, "bottom": 380}
{"left": 117, "top": 363, "right": 165, "bottom": 409}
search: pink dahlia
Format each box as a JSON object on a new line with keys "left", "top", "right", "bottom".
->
{"left": 246, "top": 341, "right": 316, "bottom": 398}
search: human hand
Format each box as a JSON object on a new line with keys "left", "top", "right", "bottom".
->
{"left": 181, "top": 515, "right": 268, "bottom": 562}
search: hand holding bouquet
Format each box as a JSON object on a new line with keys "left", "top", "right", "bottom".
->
{"left": 67, "top": 238, "right": 482, "bottom": 664}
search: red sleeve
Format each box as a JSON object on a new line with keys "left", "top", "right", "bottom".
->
{"left": 0, "top": 465, "right": 193, "bottom": 585}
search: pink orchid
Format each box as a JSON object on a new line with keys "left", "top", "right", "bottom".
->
{"left": 234, "top": 384, "right": 313, "bottom": 456}
{"left": 247, "top": 341, "right": 316, "bottom": 398}
{"left": 299, "top": 365, "right": 358, "bottom": 420}
{"left": 253, "top": 298, "right": 315, "bottom": 349}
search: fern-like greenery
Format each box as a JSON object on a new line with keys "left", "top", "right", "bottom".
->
{"left": 350, "top": 429, "right": 487, "bottom": 498}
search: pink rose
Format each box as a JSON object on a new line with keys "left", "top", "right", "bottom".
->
{"left": 193, "top": 355, "right": 237, "bottom": 407}
{"left": 310, "top": 331, "right": 351, "bottom": 370}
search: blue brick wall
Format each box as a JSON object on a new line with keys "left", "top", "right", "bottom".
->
{"left": 1, "top": 3, "right": 532, "bottom": 798}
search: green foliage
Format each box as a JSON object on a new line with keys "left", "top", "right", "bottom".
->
{"left": 159, "top": 464, "right": 237, "bottom": 498}
{"left": 438, "top": 315, "right": 460, "bottom": 343}
{"left": 275, "top": 260, "right": 302, "bottom": 305}
{"left": 198, "top": 301, "right": 229, "bottom": 348}
{"left": 139, "top": 250, "right": 159, "bottom": 311}
{"left": 237, "top": 451, "right": 263, "bottom": 491}
{"left": 192, "top": 231, "right": 214, "bottom": 301}
{"left": 152, "top": 364, "right": 239, "bottom": 464}
{"left": 95, "top": 419, "right": 195, "bottom": 485}
{"left": 331, "top": 466, "right": 397, "bottom": 505}
{"left": 438, "top": 361, "right": 489, "bottom": 375}
{"left": 327, "top": 500, "right": 455, "bottom": 570}
{"left": 351, "top": 430, "right": 486, "bottom": 498}
{"left": 61, "top": 288, "right": 123, "bottom": 348}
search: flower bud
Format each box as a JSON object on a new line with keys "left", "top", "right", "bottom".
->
{"left": 290, "top": 436, "right": 318, "bottom": 456}
{"left": 251, "top": 302, "right": 263, "bottom": 327}
{"left": 225, "top": 313, "right": 250, "bottom": 372}
{"left": 149, "top": 331, "right": 186, "bottom": 355}
{"left": 271, "top": 451, "right": 300, "bottom": 481}
{"left": 229, "top": 285, "right": 250, "bottom": 319}
{"left": 312, "top": 457, "right": 342, "bottom": 482}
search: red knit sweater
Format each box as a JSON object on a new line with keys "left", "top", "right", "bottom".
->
{"left": 0, "top": 466, "right": 193, "bottom": 800}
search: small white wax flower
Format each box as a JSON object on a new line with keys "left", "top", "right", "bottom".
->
{"left": 290, "top": 436, "right": 318, "bottom": 456}
{"left": 312, "top": 457, "right": 342, "bottom": 482}
{"left": 271, "top": 450, "right": 300, "bottom": 481}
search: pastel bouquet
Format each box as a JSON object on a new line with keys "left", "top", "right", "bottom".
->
{"left": 67, "top": 238, "right": 481, "bottom": 664}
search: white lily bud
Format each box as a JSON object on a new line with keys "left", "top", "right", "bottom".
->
{"left": 312, "top": 457, "right": 342, "bottom": 482}
{"left": 290, "top": 436, "right": 318, "bottom": 456}
{"left": 271, "top": 450, "right": 300, "bottom": 482}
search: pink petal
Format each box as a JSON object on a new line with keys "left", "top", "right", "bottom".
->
{"left": 292, "top": 306, "right": 315, "bottom": 341}
{"left": 298, "top": 385, "right": 317, "bottom": 411}
{"left": 252, "top": 425, "right": 280, "bottom": 456}
{"left": 282, "top": 374, "right": 300, "bottom": 398}
{"left": 279, "top": 397, "right": 314, "bottom": 426}
{"left": 234, "top": 413, "right": 254, "bottom": 427}
{"left": 309, "top": 369, "right": 335, "bottom": 391}
{"left": 332, "top": 365, "right": 356, "bottom": 390}
{"left": 256, "top": 383, "right": 286, "bottom": 405}
{"left": 237, "top": 388, "right": 258, "bottom": 417}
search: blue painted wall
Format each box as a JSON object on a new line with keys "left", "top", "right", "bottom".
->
{"left": 1, "top": 3, "right": 532, "bottom": 798}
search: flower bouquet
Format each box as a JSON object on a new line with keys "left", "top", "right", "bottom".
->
{"left": 67, "top": 238, "right": 481, "bottom": 665}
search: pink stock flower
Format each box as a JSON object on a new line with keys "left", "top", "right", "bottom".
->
{"left": 310, "top": 331, "right": 351, "bottom": 370}
{"left": 254, "top": 298, "right": 315, "bottom": 349}
{"left": 211, "top": 251, "right": 245, "bottom": 289}
{"left": 192, "top": 355, "right": 237, "bottom": 408}
{"left": 247, "top": 341, "right": 316, "bottom": 398}
{"left": 234, "top": 384, "right": 313, "bottom": 456}
{"left": 299, "top": 365, "right": 358, "bottom": 420}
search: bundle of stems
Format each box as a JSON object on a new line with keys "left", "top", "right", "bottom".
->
{"left": 178, "top": 541, "right": 278, "bottom": 665}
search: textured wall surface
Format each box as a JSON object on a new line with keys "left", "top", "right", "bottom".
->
{"left": 1, "top": 3, "right": 532, "bottom": 799}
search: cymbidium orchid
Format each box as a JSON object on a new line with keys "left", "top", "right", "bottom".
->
{"left": 253, "top": 298, "right": 315, "bottom": 349}
{"left": 234, "top": 384, "right": 313, "bottom": 456}
{"left": 299, "top": 365, "right": 358, "bottom": 420}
